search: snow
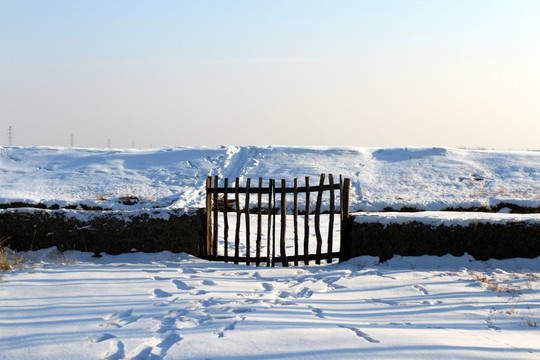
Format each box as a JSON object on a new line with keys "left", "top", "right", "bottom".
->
{"left": 1, "top": 145, "right": 539, "bottom": 359}
{"left": 1, "top": 249, "right": 539, "bottom": 359}
{"left": 0, "top": 207, "right": 195, "bottom": 223}
{"left": 354, "top": 211, "right": 540, "bottom": 227}
{"left": 1, "top": 146, "right": 539, "bottom": 211}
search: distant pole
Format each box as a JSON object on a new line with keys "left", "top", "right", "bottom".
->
{"left": 108, "top": 138, "right": 111, "bottom": 149}
{"left": 8, "top": 126, "right": 13, "bottom": 146}
{"left": 70, "top": 134, "right": 74, "bottom": 148}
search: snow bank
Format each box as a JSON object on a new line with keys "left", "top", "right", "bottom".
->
{"left": 1, "top": 146, "right": 539, "bottom": 211}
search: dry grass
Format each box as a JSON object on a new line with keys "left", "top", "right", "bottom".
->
{"left": 473, "top": 272, "right": 522, "bottom": 295}
{"left": 474, "top": 271, "right": 539, "bottom": 328}
{"left": 0, "top": 237, "right": 25, "bottom": 272}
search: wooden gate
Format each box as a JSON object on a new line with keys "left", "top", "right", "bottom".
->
{"left": 203, "top": 174, "right": 351, "bottom": 267}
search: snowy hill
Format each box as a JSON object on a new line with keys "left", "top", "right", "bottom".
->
{"left": 1, "top": 146, "right": 539, "bottom": 211}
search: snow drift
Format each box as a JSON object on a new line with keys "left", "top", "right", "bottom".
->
{"left": 1, "top": 146, "right": 539, "bottom": 212}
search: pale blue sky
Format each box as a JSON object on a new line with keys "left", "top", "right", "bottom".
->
{"left": 1, "top": 0, "right": 539, "bottom": 149}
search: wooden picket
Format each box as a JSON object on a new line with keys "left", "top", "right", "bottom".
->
{"left": 204, "top": 174, "right": 350, "bottom": 267}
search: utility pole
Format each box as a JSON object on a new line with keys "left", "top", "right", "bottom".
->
{"left": 8, "top": 126, "right": 13, "bottom": 146}
{"left": 70, "top": 134, "right": 74, "bottom": 148}
{"left": 108, "top": 138, "right": 111, "bottom": 149}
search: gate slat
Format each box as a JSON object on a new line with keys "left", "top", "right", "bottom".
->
{"left": 267, "top": 179, "right": 273, "bottom": 267}
{"left": 245, "top": 178, "right": 251, "bottom": 266}
{"left": 293, "top": 178, "right": 299, "bottom": 266}
{"left": 213, "top": 176, "right": 219, "bottom": 259}
{"left": 256, "top": 177, "right": 263, "bottom": 267}
{"left": 280, "top": 179, "right": 288, "bottom": 267}
{"left": 314, "top": 173, "right": 325, "bottom": 265}
{"left": 339, "top": 174, "right": 343, "bottom": 263}
{"left": 234, "top": 178, "right": 241, "bottom": 264}
{"left": 205, "top": 176, "right": 212, "bottom": 258}
{"left": 272, "top": 179, "right": 277, "bottom": 267}
{"left": 224, "top": 178, "right": 229, "bottom": 262}
{"left": 304, "top": 176, "right": 310, "bottom": 265}
{"left": 327, "top": 174, "right": 335, "bottom": 263}
{"left": 340, "top": 178, "right": 351, "bottom": 263}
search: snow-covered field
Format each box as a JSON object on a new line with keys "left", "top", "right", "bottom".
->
{"left": 1, "top": 145, "right": 539, "bottom": 359}
{"left": 1, "top": 250, "right": 539, "bottom": 359}
{"left": 1, "top": 146, "right": 539, "bottom": 211}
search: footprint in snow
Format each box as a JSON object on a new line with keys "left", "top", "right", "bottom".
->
{"left": 126, "top": 332, "right": 181, "bottom": 360}
{"left": 296, "top": 287, "right": 313, "bottom": 298}
{"left": 487, "top": 307, "right": 501, "bottom": 331}
{"left": 374, "top": 271, "right": 397, "bottom": 280}
{"left": 277, "top": 290, "right": 295, "bottom": 299}
{"left": 216, "top": 320, "right": 238, "bottom": 338}
{"left": 307, "top": 306, "right": 325, "bottom": 319}
{"left": 370, "top": 298, "right": 398, "bottom": 306}
{"left": 261, "top": 283, "right": 274, "bottom": 291}
{"left": 152, "top": 297, "right": 178, "bottom": 307}
{"left": 147, "top": 316, "right": 177, "bottom": 334}
{"left": 231, "top": 307, "right": 254, "bottom": 314}
{"left": 150, "top": 275, "right": 171, "bottom": 281}
{"left": 172, "top": 279, "right": 195, "bottom": 290}
{"left": 142, "top": 269, "right": 162, "bottom": 274}
{"left": 250, "top": 271, "right": 262, "bottom": 280}
{"left": 190, "top": 289, "right": 208, "bottom": 295}
{"left": 100, "top": 309, "right": 142, "bottom": 328}
{"left": 87, "top": 333, "right": 116, "bottom": 343}
{"left": 233, "top": 271, "right": 250, "bottom": 276}
{"left": 382, "top": 322, "right": 412, "bottom": 326}
{"left": 151, "top": 289, "right": 172, "bottom": 298}
{"left": 99, "top": 338, "right": 125, "bottom": 360}
{"left": 421, "top": 300, "right": 442, "bottom": 305}
{"left": 338, "top": 325, "right": 380, "bottom": 343}
{"left": 413, "top": 284, "right": 429, "bottom": 295}
{"left": 177, "top": 267, "right": 197, "bottom": 275}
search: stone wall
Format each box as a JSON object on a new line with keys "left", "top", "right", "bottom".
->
{"left": 347, "top": 219, "right": 540, "bottom": 262}
{"left": 0, "top": 208, "right": 205, "bottom": 256}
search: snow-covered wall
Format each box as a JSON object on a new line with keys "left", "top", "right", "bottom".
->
{"left": 349, "top": 213, "right": 540, "bottom": 261}
{"left": 0, "top": 208, "right": 203, "bottom": 255}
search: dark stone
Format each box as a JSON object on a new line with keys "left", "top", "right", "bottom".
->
{"left": 347, "top": 219, "right": 540, "bottom": 262}
{"left": 0, "top": 208, "right": 205, "bottom": 256}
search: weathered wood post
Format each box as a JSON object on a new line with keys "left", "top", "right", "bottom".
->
{"left": 223, "top": 178, "right": 229, "bottom": 262}
{"left": 205, "top": 176, "right": 212, "bottom": 258}
{"left": 293, "top": 178, "right": 299, "bottom": 266}
{"left": 245, "top": 178, "right": 251, "bottom": 265}
{"left": 339, "top": 178, "right": 351, "bottom": 263}
{"left": 327, "top": 174, "right": 335, "bottom": 263}
{"left": 280, "top": 179, "right": 288, "bottom": 267}
{"left": 304, "top": 176, "right": 310, "bottom": 265}
{"left": 234, "top": 177, "right": 241, "bottom": 264}
{"left": 267, "top": 179, "right": 273, "bottom": 267}
{"left": 213, "top": 176, "right": 219, "bottom": 259}
{"left": 256, "top": 177, "right": 263, "bottom": 266}
{"left": 314, "top": 173, "right": 325, "bottom": 264}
